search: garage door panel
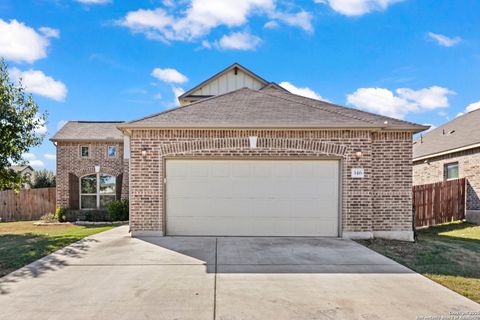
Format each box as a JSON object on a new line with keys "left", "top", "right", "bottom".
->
{"left": 168, "top": 181, "right": 208, "bottom": 197}
{"left": 166, "top": 160, "right": 339, "bottom": 236}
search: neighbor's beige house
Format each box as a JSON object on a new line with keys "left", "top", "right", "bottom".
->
{"left": 52, "top": 63, "right": 427, "bottom": 241}
{"left": 413, "top": 109, "right": 480, "bottom": 214}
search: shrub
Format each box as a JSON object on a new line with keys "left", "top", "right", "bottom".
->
{"left": 84, "top": 210, "right": 109, "bottom": 222}
{"left": 29, "top": 170, "right": 56, "bottom": 188}
{"left": 107, "top": 199, "right": 129, "bottom": 221}
{"left": 40, "top": 212, "right": 58, "bottom": 223}
{"left": 55, "top": 207, "right": 68, "bottom": 222}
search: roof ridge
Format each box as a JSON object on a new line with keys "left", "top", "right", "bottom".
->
{"left": 125, "top": 87, "right": 250, "bottom": 125}
{"left": 258, "top": 90, "right": 379, "bottom": 126}
{"left": 75, "top": 120, "right": 125, "bottom": 123}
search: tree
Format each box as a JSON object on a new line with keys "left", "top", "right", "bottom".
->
{"left": 0, "top": 58, "right": 47, "bottom": 190}
{"left": 29, "top": 169, "right": 56, "bottom": 188}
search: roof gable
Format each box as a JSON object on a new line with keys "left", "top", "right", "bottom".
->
{"left": 178, "top": 63, "right": 269, "bottom": 105}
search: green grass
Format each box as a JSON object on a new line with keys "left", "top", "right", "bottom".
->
{"left": 358, "top": 221, "right": 480, "bottom": 303}
{"left": 0, "top": 221, "right": 113, "bottom": 277}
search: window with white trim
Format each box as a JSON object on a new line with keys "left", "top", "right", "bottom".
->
{"left": 444, "top": 162, "right": 459, "bottom": 181}
{"left": 107, "top": 146, "right": 117, "bottom": 158}
{"left": 80, "top": 174, "right": 116, "bottom": 209}
{"left": 81, "top": 146, "right": 89, "bottom": 157}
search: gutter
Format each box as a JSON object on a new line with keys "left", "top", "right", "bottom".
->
{"left": 413, "top": 142, "right": 480, "bottom": 162}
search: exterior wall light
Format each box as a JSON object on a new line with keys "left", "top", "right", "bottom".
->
{"left": 249, "top": 136, "right": 258, "bottom": 149}
{"left": 94, "top": 165, "right": 100, "bottom": 173}
{"left": 141, "top": 148, "right": 147, "bottom": 157}
{"left": 352, "top": 149, "right": 362, "bottom": 161}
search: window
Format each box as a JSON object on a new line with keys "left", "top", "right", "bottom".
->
{"left": 107, "top": 146, "right": 117, "bottom": 158}
{"left": 80, "top": 174, "right": 116, "bottom": 209}
{"left": 445, "top": 162, "right": 459, "bottom": 181}
{"left": 81, "top": 146, "right": 89, "bottom": 157}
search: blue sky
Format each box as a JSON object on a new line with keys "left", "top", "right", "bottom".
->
{"left": 1, "top": 0, "right": 479, "bottom": 171}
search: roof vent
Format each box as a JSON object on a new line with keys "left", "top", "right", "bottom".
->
{"left": 442, "top": 129, "right": 455, "bottom": 135}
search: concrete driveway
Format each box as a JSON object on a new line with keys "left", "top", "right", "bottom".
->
{"left": 0, "top": 226, "right": 478, "bottom": 320}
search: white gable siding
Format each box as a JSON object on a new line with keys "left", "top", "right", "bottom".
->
{"left": 191, "top": 69, "right": 264, "bottom": 96}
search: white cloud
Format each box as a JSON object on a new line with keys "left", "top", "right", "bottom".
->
{"left": 153, "top": 93, "right": 162, "bottom": 100}
{"left": 466, "top": 100, "right": 480, "bottom": 113}
{"left": 151, "top": 67, "right": 188, "bottom": 84}
{"left": 201, "top": 39, "right": 212, "bottom": 49}
{"left": 422, "top": 123, "right": 436, "bottom": 133}
{"left": 427, "top": 32, "right": 461, "bottom": 47}
{"left": 39, "top": 27, "right": 60, "bottom": 38}
{"left": 438, "top": 111, "right": 448, "bottom": 117}
{"left": 44, "top": 154, "right": 56, "bottom": 160}
{"left": 21, "top": 153, "right": 45, "bottom": 167}
{"left": 119, "top": 0, "right": 311, "bottom": 43}
{"left": 216, "top": 31, "right": 261, "bottom": 51}
{"left": 34, "top": 119, "right": 47, "bottom": 135}
{"left": 57, "top": 120, "right": 68, "bottom": 130}
{"left": 264, "top": 20, "right": 279, "bottom": 29}
{"left": 76, "top": 0, "right": 111, "bottom": 4}
{"left": 22, "top": 152, "right": 36, "bottom": 161}
{"left": 279, "top": 81, "right": 329, "bottom": 101}
{"left": 172, "top": 86, "right": 185, "bottom": 106}
{"left": 395, "top": 87, "right": 452, "bottom": 110}
{"left": 9, "top": 67, "right": 67, "bottom": 101}
{"left": 29, "top": 160, "right": 45, "bottom": 167}
{"left": 457, "top": 100, "right": 480, "bottom": 117}
{"left": 270, "top": 11, "right": 313, "bottom": 32}
{"left": 315, "top": 0, "right": 403, "bottom": 16}
{"left": 347, "top": 86, "right": 455, "bottom": 118}
{"left": 0, "top": 19, "right": 53, "bottom": 63}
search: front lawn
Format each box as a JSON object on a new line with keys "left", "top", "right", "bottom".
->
{"left": 0, "top": 221, "right": 113, "bottom": 277}
{"left": 358, "top": 222, "right": 480, "bottom": 303}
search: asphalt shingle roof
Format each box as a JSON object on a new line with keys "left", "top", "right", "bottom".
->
{"left": 413, "top": 108, "right": 480, "bottom": 159}
{"left": 9, "top": 165, "right": 33, "bottom": 172}
{"left": 121, "top": 88, "right": 427, "bottom": 131}
{"left": 50, "top": 121, "right": 124, "bottom": 142}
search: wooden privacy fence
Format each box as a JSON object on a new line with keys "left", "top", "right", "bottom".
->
{"left": 413, "top": 178, "right": 466, "bottom": 228}
{"left": 0, "top": 187, "right": 56, "bottom": 222}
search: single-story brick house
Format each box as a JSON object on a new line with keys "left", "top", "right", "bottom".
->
{"left": 52, "top": 63, "right": 427, "bottom": 241}
{"left": 413, "top": 108, "right": 480, "bottom": 216}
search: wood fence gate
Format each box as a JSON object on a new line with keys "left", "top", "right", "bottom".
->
{"left": 413, "top": 178, "right": 466, "bottom": 228}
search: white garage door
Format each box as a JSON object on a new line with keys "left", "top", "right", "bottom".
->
{"left": 166, "top": 160, "right": 339, "bottom": 236}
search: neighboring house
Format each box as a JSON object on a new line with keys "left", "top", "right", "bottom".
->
{"left": 9, "top": 165, "right": 34, "bottom": 188}
{"left": 413, "top": 109, "right": 480, "bottom": 213}
{"left": 52, "top": 63, "right": 427, "bottom": 241}
{"left": 51, "top": 121, "right": 128, "bottom": 210}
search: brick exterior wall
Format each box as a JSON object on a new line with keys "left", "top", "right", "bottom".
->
{"left": 127, "top": 129, "right": 413, "bottom": 236}
{"left": 372, "top": 132, "right": 413, "bottom": 231}
{"left": 413, "top": 147, "right": 480, "bottom": 210}
{"left": 56, "top": 141, "right": 128, "bottom": 208}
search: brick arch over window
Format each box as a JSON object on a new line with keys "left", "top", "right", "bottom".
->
{"left": 73, "top": 166, "right": 122, "bottom": 178}
{"left": 159, "top": 138, "right": 348, "bottom": 157}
